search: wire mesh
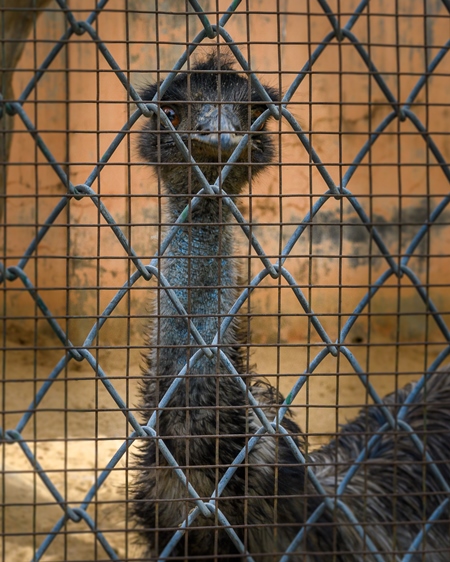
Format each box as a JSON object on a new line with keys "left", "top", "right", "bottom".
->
{"left": 1, "top": 1, "right": 450, "bottom": 561}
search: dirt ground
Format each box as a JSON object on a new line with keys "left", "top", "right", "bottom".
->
{"left": 1, "top": 335, "right": 441, "bottom": 562}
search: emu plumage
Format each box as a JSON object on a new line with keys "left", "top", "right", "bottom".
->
{"left": 132, "top": 53, "right": 450, "bottom": 561}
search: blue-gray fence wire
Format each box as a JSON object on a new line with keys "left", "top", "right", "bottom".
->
{"left": 1, "top": 1, "right": 450, "bottom": 561}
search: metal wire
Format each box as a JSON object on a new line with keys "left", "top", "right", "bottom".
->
{"left": 1, "top": 1, "right": 449, "bottom": 561}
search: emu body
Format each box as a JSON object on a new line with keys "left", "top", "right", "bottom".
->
{"left": 132, "top": 54, "right": 450, "bottom": 561}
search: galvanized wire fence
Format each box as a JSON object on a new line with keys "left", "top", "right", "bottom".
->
{"left": 1, "top": 1, "right": 450, "bottom": 560}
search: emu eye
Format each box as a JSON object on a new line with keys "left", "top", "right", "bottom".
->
{"left": 251, "top": 107, "right": 266, "bottom": 130}
{"left": 161, "top": 106, "right": 181, "bottom": 128}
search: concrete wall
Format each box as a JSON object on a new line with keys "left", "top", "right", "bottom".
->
{"left": 4, "top": 0, "right": 450, "bottom": 357}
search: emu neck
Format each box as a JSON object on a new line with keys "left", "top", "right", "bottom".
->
{"left": 155, "top": 195, "right": 240, "bottom": 381}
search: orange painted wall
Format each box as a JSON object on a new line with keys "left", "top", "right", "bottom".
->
{"left": 4, "top": 0, "right": 450, "bottom": 356}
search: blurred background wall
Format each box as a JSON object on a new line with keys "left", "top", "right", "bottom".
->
{"left": 5, "top": 0, "right": 449, "bottom": 364}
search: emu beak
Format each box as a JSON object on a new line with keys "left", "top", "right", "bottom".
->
{"left": 191, "top": 104, "right": 243, "bottom": 153}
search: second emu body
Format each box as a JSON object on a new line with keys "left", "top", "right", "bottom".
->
{"left": 132, "top": 54, "right": 450, "bottom": 561}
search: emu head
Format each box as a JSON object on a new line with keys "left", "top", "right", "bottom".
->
{"left": 138, "top": 52, "right": 279, "bottom": 194}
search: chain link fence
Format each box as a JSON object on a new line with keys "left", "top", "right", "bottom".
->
{"left": 1, "top": 1, "right": 450, "bottom": 560}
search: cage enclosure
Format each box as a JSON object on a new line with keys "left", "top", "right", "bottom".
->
{"left": 1, "top": 1, "right": 450, "bottom": 561}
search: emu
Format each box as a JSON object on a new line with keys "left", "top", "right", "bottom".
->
{"left": 132, "top": 53, "right": 450, "bottom": 561}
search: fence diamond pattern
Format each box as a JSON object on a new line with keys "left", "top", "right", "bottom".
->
{"left": 1, "top": 0, "right": 450, "bottom": 560}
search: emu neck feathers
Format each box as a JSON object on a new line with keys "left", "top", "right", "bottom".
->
{"left": 154, "top": 197, "right": 240, "bottom": 378}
